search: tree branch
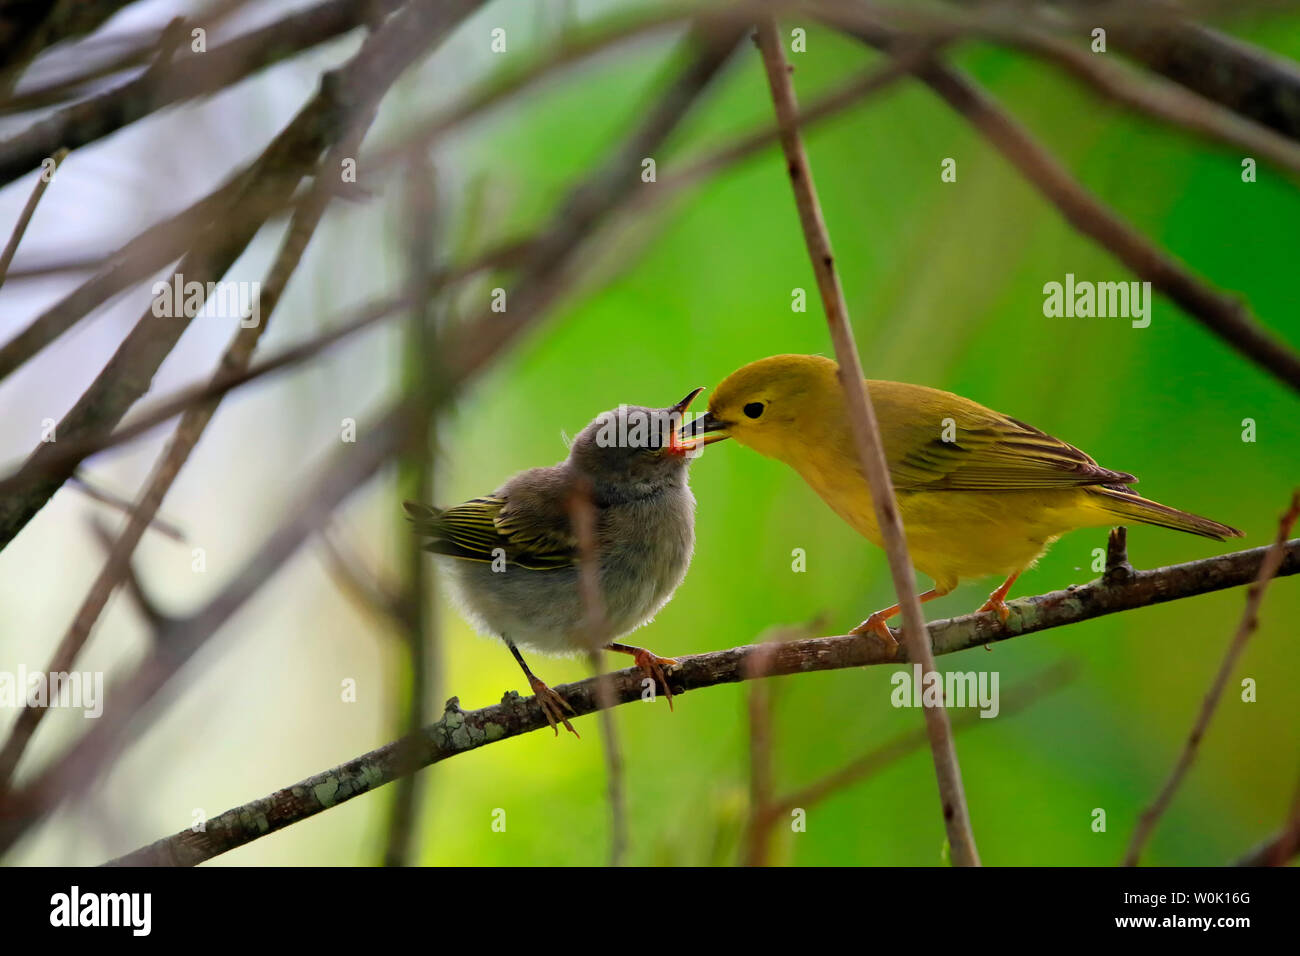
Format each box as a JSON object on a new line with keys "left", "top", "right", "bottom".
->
{"left": 0, "top": 25, "right": 740, "bottom": 855}
{"left": 381, "top": 154, "right": 440, "bottom": 868}
{"left": 0, "top": 47, "right": 926, "bottom": 493}
{"left": 1110, "top": 16, "right": 1300, "bottom": 144}
{"left": 0, "top": 0, "right": 403, "bottom": 188}
{"left": 1123, "top": 491, "right": 1300, "bottom": 865}
{"left": 754, "top": 17, "right": 980, "bottom": 865}
{"left": 837, "top": 17, "right": 1300, "bottom": 394}
{"left": 0, "top": 109, "right": 378, "bottom": 794}
{"left": 0, "top": 146, "right": 67, "bottom": 288}
{"left": 0, "top": 0, "right": 483, "bottom": 555}
{"left": 756, "top": 662, "right": 1076, "bottom": 831}
{"left": 102, "top": 538, "right": 1300, "bottom": 866}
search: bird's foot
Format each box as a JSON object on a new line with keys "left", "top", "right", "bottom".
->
{"left": 977, "top": 593, "right": 1012, "bottom": 624}
{"left": 631, "top": 647, "right": 679, "bottom": 710}
{"left": 850, "top": 612, "right": 899, "bottom": 650}
{"left": 528, "top": 676, "right": 579, "bottom": 738}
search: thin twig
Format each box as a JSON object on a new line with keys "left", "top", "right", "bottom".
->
{"left": 570, "top": 479, "right": 627, "bottom": 867}
{"left": 0, "top": 29, "right": 738, "bottom": 855}
{"left": 0, "top": 0, "right": 408, "bottom": 189}
{"left": 1123, "top": 491, "right": 1300, "bottom": 866}
{"left": 0, "top": 104, "right": 380, "bottom": 793}
{"left": 84, "top": 517, "right": 170, "bottom": 632}
{"left": 754, "top": 16, "right": 980, "bottom": 866}
{"left": 1233, "top": 770, "right": 1300, "bottom": 866}
{"left": 755, "top": 663, "right": 1077, "bottom": 842}
{"left": 95, "top": 539, "right": 1300, "bottom": 867}
{"left": 381, "top": 155, "right": 441, "bottom": 868}
{"left": 70, "top": 472, "right": 186, "bottom": 543}
{"left": 837, "top": 20, "right": 1300, "bottom": 393}
{"left": 0, "top": 145, "right": 66, "bottom": 287}
{"left": 827, "top": 2, "right": 1300, "bottom": 177}
{"left": 988, "top": 21, "right": 1300, "bottom": 178}
{"left": 740, "top": 625, "right": 800, "bottom": 867}
{"left": 0, "top": 146, "right": 67, "bottom": 288}
{"left": 0, "top": 1, "right": 483, "bottom": 556}
{"left": 1108, "top": 14, "right": 1300, "bottom": 143}
{"left": 0, "top": 52, "right": 918, "bottom": 492}
{"left": 317, "top": 530, "right": 405, "bottom": 632}
{"left": 1103, "top": 526, "right": 1134, "bottom": 585}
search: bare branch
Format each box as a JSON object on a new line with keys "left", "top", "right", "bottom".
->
{"left": 69, "top": 472, "right": 186, "bottom": 543}
{"left": 99, "top": 539, "right": 1300, "bottom": 866}
{"left": 0, "top": 28, "right": 739, "bottom": 853}
{"left": 0, "top": 0, "right": 483, "bottom": 555}
{"left": 0, "top": 0, "right": 406, "bottom": 188}
{"left": 381, "top": 155, "right": 441, "bottom": 868}
{"left": 570, "top": 481, "right": 627, "bottom": 867}
{"left": 760, "top": 663, "right": 1076, "bottom": 824}
{"left": 0, "top": 1, "right": 481, "bottom": 790}
{"left": 989, "top": 22, "right": 1300, "bottom": 178}
{"left": 84, "top": 516, "right": 170, "bottom": 632}
{"left": 1110, "top": 17, "right": 1300, "bottom": 143}
{"left": 1233, "top": 771, "right": 1300, "bottom": 868}
{"left": 0, "top": 115, "right": 376, "bottom": 793}
{"left": 1123, "top": 491, "right": 1300, "bottom": 866}
{"left": 0, "top": 53, "right": 917, "bottom": 491}
{"left": 754, "top": 17, "right": 980, "bottom": 866}
{"left": 837, "top": 19, "right": 1300, "bottom": 394}
{"left": 0, "top": 147, "right": 67, "bottom": 288}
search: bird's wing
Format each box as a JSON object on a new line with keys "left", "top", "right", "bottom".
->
{"left": 873, "top": 383, "right": 1137, "bottom": 492}
{"left": 403, "top": 489, "right": 577, "bottom": 571}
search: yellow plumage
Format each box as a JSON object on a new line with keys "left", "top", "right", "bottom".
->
{"left": 696, "top": 354, "right": 1241, "bottom": 632}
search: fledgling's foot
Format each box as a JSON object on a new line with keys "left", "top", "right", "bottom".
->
{"left": 631, "top": 647, "right": 679, "bottom": 710}
{"left": 976, "top": 593, "right": 1012, "bottom": 624}
{"left": 528, "top": 676, "right": 579, "bottom": 738}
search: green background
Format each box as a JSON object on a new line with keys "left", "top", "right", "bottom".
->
{"left": 9, "top": 4, "right": 1298, "bottom": 867}
{"left": 388, "top": 13, "right": 1299, "bottom": 866}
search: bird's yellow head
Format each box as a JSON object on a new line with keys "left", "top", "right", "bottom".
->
{"left": 682, "top": 354, "right": 841, "bottom": 464}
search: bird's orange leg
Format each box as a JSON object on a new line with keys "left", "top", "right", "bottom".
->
{"left": 606, "top": 642, "right": 679, "bottom": 710}
{"left": 977, "top": 571, "right": 1021, "bottom": 624}
{"left": 850, "top": 588, "right": 950, "bottom": 646}
{"left": 507, "top": 638, "right": 578, "bottom": 738}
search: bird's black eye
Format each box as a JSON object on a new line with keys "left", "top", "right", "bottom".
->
{"left": 743, "top": 401, "right": 765, "bottom": 419}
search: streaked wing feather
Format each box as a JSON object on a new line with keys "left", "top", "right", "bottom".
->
{"left": 405, "top": 495, "right": 575, "bottom": 570}
{"left": 886, "top": 403, "right": 1136, "bottom": 492}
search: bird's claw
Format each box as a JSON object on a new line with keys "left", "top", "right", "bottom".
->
{"left": 632, "top": 648, "right": 679, "bottom": 710}
{"left": 850, "top": 612, "right": 899, "bottom": 650}
{"left": 977, "top": 594, "right": 1012, "bottom": 624}
{"left": 528, "top": 676, "right": 579, "bottom": 738}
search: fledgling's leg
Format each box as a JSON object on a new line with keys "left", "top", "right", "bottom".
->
{"left": 506, "top": 637, "right": 578, "bottom": 738}
{"left": 606, "top": 642, "right": 678, "bottom": 710}
{"left": 850, "top": 587, "right": 952, "bottom": 646}
{"left": 977, "top": 571, "right": 1021, "bottom": 624}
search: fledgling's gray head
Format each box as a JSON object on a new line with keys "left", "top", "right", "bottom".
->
{"left": 567, "top": 388, "right": 704, "bottom": 499}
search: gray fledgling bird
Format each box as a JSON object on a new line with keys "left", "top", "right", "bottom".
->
{"left": 404, "top": 389, "right": 704, "bottom": 736}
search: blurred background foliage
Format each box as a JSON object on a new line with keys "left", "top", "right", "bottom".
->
{"left": 2, "top": 0, "right": 1298, "bottom": 866}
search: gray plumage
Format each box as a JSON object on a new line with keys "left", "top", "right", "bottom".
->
{"left": 405, "top": 397, "right": 699, "bottom": 658}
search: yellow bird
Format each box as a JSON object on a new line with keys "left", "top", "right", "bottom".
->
{"left": 684, "top": 354, "right": 1242, "bottom": 641}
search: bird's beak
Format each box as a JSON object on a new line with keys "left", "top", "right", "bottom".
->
{"left": 670, "top": 386, "right": 705, "bottom": 416}
{"left": 676, "top": 408, "right": 731, "bottom": 450}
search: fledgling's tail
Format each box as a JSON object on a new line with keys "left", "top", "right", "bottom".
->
{"left": 1089, "top": 486, "right": 1243, "bottom": 540}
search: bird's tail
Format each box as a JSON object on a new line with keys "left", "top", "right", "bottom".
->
{"left": 402, "top": 500, "right": 442, "bottom": 535}
{"left": 1088, "top": 486, "right": 1242, "bottom": 540}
